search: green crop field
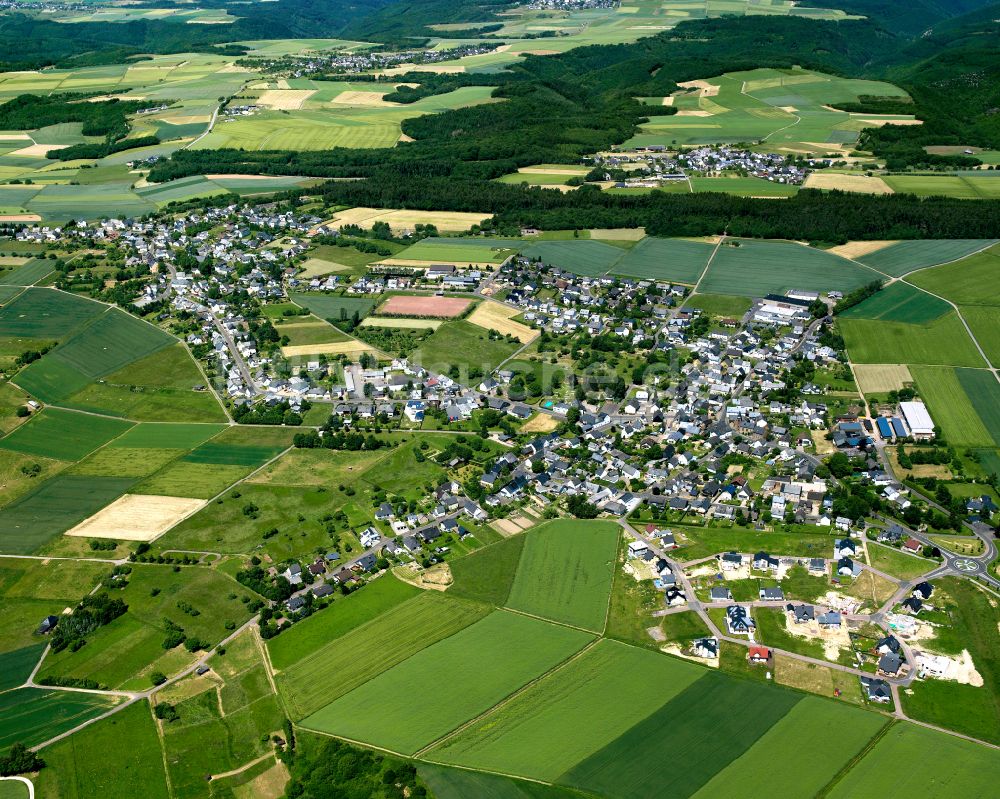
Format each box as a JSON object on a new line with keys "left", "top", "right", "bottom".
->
{"left": 955, "top": 368, "right": 1000, "bottom": 445}
{"left": 32, "top": 700, "right": 170, "bottom": 799}
{"left": 610, "top": 237, "right": 714, "bottom": 283}
{"left": 391, "top": 238, "right": 518, "bottom": 265}
{"left": 0, "top": 259, "right": 52, "bottom": 286}
{"left": 0, "top": 780, "right": 29, "bottom": 799}
{"left": 692, "top": 698, "right": 887, "bottom": 797}
{"left": 449, "top": 534, "right": 526, "bottom": 607}
{"left": 858, "top": 240, "right": 998, "bottom": 277}
{"left": 520, "top": 240, "right": 624, "bottom": 276}
{"left": 884, "top": 175, "right": 1000, "bottom": 200}
{"left": 268, "top": 574, "right": 420, "bottom": 670}
{"left": 960, "top": 305, "right": 1000, "bottom": 367}
{"left": 0, "top": 474, "right": 134, "bottom": 554}
{"left": 840, "top": 283, "right": 949, "bottom": 324}
{"left": 0, "top": 288, "right": 103, "bottom": 339}
{"left": 828, "top": 723, "right": 1000, "bottom": 797}
{"left": 685, "top": 293, "right": 753, "bottom": 317}
{"left": 303, "top": 610, "right": 593, "bottom": 754}
{"left": 701, "top": 239, "right": 873, "bottom": 297}
{"left": 419, "top": 763, "right": 582, "bottom": 799}
{"left": 0, "top": 643, "right": 44, "bottom": 691}
{"left": 181, "top": 426, "right": 293, "bottom": 466}
{"left": 428, "top": 639, "right": 703, "bottom": 780}
{"left": 278, "top": 593, "right": 491, "bottom": 720}
{"left": 133, "top": 461, "right": 252, "bottom": 499}
{"left": 414, "top": 320, "right": 521, "bottom": 376}
{"left": 840, "top": 313, "right": 986, "bottom": 367}
{"left": 907, "top": 244, "right": 1000, "bottom": 304}
{"left": 0, "top": 688, "right": 118, "bottom": 752}
{"left": 689, "top": 176, "right": 798, "bottom": 197}
{"left": 505, "top": 520, "right": 620, "bottom": 631}
{"left": 109, "top": 422, "right": 226, "bottom": 449}
{"left": 558, "top": 672, "right": 802, "bottom": 797}
{"left": 0, "top": 408, "right": 132, "bottom": 461}
{"left": 290, "top": 291, "right": 376, "bottom": 321}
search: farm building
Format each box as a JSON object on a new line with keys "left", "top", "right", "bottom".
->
{"left": 890, "top": 418, "right": 907, "bottom": 439}
{"left": 899, "top": 401, "right": 935, "bottom": 440}
{"left": 876, "top": 417, "right": 893, "bottom": 440}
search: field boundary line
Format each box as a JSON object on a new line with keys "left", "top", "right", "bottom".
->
{"left": 149, "top": 696, "right": 177, "bottom": 799}
{"left": 815, "top": 719, "right": 895, "bottom": 798}
{"left": 501, "top": 606, "right": 602, "bottom": 636}
{"left": 411, "top": 636, "right": 602, "bottom": 759}
{"left": 892, "top": 239, "right": 999, "bottom": 280}
{"left": 681, "top": 232, "right": 726, "bottom": 305}
{"left": 292, "top": 724, "right": 411, "bottom": 759}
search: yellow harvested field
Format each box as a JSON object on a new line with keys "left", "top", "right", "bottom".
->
{"left": 205, "top": 174, "right": 288, "bottom": 181}
{"left": 520, "top": 413, "right": 559, "bottom": 433}
{"left": 0, "top": 134, "right": 31, "bottom": 141}
{"left": 66, "top": 494, "right": 207, "bottom": 541}
{"left": 218, "top": 63, "right": 254, "bottom": 74}
{"left": 854, "top": 363, "right": 913, "bottom": 395}
{"left": 466, "top": 300, "right": 537, "bottom": 343}
{"left": 827, "top": 240, "right": 899, "bottom": 260}
{"left": 331, "top": 90, "right": 395, "bottom": 107}
{"left": 161, "top": 114, "right": 212, "bottom": 125}
{"left": 360, "top": 317, "right": 441, "bottom": 330}
{"left": 0, "top": 214, "right": 40, "bottom": 222}
{"left": 661, "top": 96, "right": 674, "bottom": 107}
{"left": 517, "top": 166, "right": 588, "bottom": 176}
{"left": 677, "top": 79, "right": 720, "bottom": 97}
{"left": 257, "top": 89, "right": 316, "bottom": 110}
{"left": 381, "top": 64, "right": 465, "bottom": 75}
{"left": 590, "top": 228, "right": 646, "bottom": 240}
{"left": 298, "top": 257, "right": 350, "bottom": 277}
{"left": 281, "top": 341, "right": 375, "bottom": 357}
{"left": 326, "top": 207, "right": 491, "bottom": 232}
{"left": 804, "top": 173, "right": 893, "bottom": 194}
{"left": 675, "top": 109, "right": 714, "bottom": 117}
{"left": 855, "top": 117, "right": 922, "bottom": 127}
{"left": 9, "top": 144, "right": 68, "bottom": 157}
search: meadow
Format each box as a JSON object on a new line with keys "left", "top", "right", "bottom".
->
{"left": 505, "top": 520, "right": 620, "bottom": 632}
{"left": 267, "top": 574, "right": 420, "bottom": 670}
{"left": 290, "top": 291, "right": 377, "bottom": 321}
{"left": 109, "top": 422, "right": 227, "bottom": 450}
{"left": 448, "top": 534, "right": 526, "bottom": 607}
{"left": 684, "top": 293, "right": 752, "bottom": 317}
{"left": 32, "top": 700, "right": 170, "bottom": 799}
{"left": 700, "top": 239, "right": 873, "bottom": 297}
{"left": 840, "top": 313, "right": 985, "bottom": 367}
{"left": 301, "top": 610, "right": 593, "bottom": 755}
{"left": 865, "top": 543, "right": 938, "bottom": 581}
{"left": 956, "top": 368, "right": 1000, "bottom": 447}
{"left": 414, "top": 320, "right": 521, "bottom": 376}
{"left": 277, "top": 593, "right": 491, "bottom": 719}
{"left": 0, "top": 688, "right": 118, "bottom": 752}
{"left": 428, "top": 639, "right": 703, "bottom": 780}
{"left": 960, "top": 305, "right": 1000, "bottom": 368}
{"left": 0, "top": 643, "right": 44, "bottom": 691}
{"left": 840, "top": 283, "right": 949, "bottom": 324}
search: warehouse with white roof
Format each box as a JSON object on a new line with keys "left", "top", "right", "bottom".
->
{"left": 900, "top": 401, "right": 935, "bottom": 441}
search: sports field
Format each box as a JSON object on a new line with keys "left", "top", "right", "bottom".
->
{"left": 840, "top": 313, "right": 986, "bottom": 367}
{"left": 302, "top": 610, "right": 593, "bottom": 755}
{"left": 700, "top": 239, "right": 873, "bottom": 297}
{"left": 858, "top": 240, "right": 997, "bottom": 277}
{"left": 840, "top": 283, "right": 949, "bottom": 324}
{"left": 505, "top": 520, "right": 620, "bottom": 632}
{"left": 911, "top": 367, "right": 994, "bottom": 446}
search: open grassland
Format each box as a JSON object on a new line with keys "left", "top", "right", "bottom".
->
{"left": 0, "top": 288, "right": 103, "bottom": 339}
{"left": 0, "top": 688, "right": 118, "bottom": 752}
{"left": 840, "top": 283, "right": 949, "bottom": 324}
{"left": 134, "top": 462, "right": 251, "bottom": 499}
{"left": 701, "top": 239, "right": 872, "bottom": 297}
{"left": 0, "top": 408, "right": 132, "bottom": 461}
{"left": 866, "top": 543, "right": 938, "bottom": 580}
{"left": 685, "top": 293, "right": 752, "bottom": 317}
{"left": 0, "top": 474, "right": 134, "bottom": 554}
{"left": 39, "top": 565, "right": 255, "bottom": 689}
{"left": 505, "top": 520, "right": 620, "bottom": 632}
{"left": 448, "top": 534, "right": 526, "bottom": 607}
{"left": 859, "top": 239, "right": 998, "bottom": 278}
{"left": 466, "top": 300, "right": 536, "bottom": 343}
{"left": 828, "top": 723, "right": 1000, "bottom": 798}
{"left": 691, "top": 698, "right": 886, "bottom": 798}
{"left": 689, "top": 175, "right": 799, "bottom": 197}
{"left": 32, "top": 700, "right": 169, "bottom": 799}
{"left": 840, "top": 313, "right": 986, "bottom": 367}
{"left": 277, "top": 593, "right": 491, "bottom": 720}
{"left": 557, "top": 672, "right": 802, "bottom": 798}
{"left": 267, "top": 574, "right": 420, "bottom": 670}
{"left": 911, "top": 367, "right": 995, "bottom": 446}
{"left": 302, "top": 610, "right": 593, "bottom": 755}
{"left": 275, "top": 318, "right": 350, "bottom": 347}
{"left": 907, "top": 244, "right": 1000, "bottom": 302}
{"left": 247, "top": 446, "right": 389, "bottom": 487}
{"left": 670, "top": 524, "right": 836, "bottom": 561}
{"left": 289, "top": 291, "right": 376, "bottom": 321}
{"left": 428, "top": 639, "right": 702, "bottom": 780}
{"left": 414, "top": 319, "right": 521, "bottom": 376}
